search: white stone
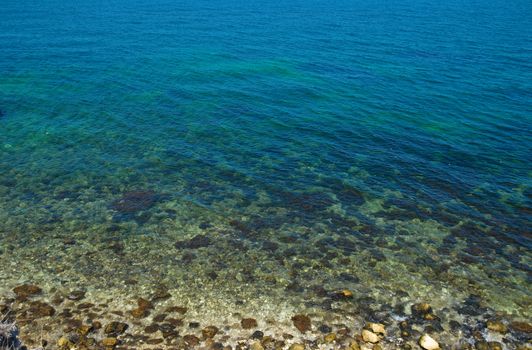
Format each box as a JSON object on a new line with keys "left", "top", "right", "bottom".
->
{"left": 419, "top": 334, "right": 440, "bottom": 350}
{"left": 361, "top": 329, "right": 380, "bottom": 343}
{"left": 368, "top": 322, "right": 386, "bottom": 334}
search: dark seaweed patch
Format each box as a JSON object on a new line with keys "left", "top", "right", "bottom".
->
{"left": 111, "top": 190, "right": 160, "bottom": 214}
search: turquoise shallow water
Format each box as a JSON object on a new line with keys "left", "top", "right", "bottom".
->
{"left": 0, "top": 0, "right": 531, "bottom": 340}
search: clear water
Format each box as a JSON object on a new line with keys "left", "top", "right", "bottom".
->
{"left": 0, "top": 0, "right": 531, "bottom": 334}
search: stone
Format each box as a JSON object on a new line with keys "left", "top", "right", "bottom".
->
{"left": 510, "top": 321, "right": 532, "bottom": 333}
{"left": 291, "top": 314, "right": 311, "bottom": 333}
{"left": 13, "top": 284, "right": 42, "bottom": 300}
{"left": 289, "top": 344, "right": 305, "bottom": 350}
{"left": 175, "top": 235, "right": 212, "bottom": 249}
{"left": 488, "top": 342, "right": 503, "bottom": 350}
{"left": 166, "top": 306, "right": 188, "bottom": 314}
{"left": 137, "top": 297, "right": 153, "bottom": 309}
{"left": 367, "top": 323, "right": 385, "bottom": 335}
{"left": 324, "top": 333, "right": 336, "bottom": 343}
{"left": 332, "top": 289, "right": 354, "bottom": 300}
{"left": 111, "top": 190, "right": 159, "bottom": 213}
{"left": 419, "top": 334, "right": 440, "bottom": 350}
{"left": 28, "top": 301, "right": 55, "bottom": 318}
{"left": 76, "top": 325, "right": 93, "bottom": 336}
{"left": 102, "top": 338, "right": 118, "bottom": 347}
{"left": 57, "top": 337, "right": 73, "bottom": 348}
{"left": 348, "top": 340, "right": 361, "bottom": 350}
{"left": 67, "top": 290, "right": 86, "bottom": 301}
{"left": 475, "top": 341, "right": 489, "bottom": 350}
{"left": 104, "top": 321, "right": 128, "bottom": 335}
{"left": 241, "top": 318, "right": 258, "bottom": 329}
{"left": 486, "top": 320, "right": 507, "bottom": 334}
{"left": 361, "top": 329, "right": 379, "bottom": 343}
{"left": 318, "top": 324, "right": 332, "bottom": 333}
{"left": 251, "top": 341, "right": 264, "bottom": 350}
{"left": 251, "top": 330, "right": 264, "bottom": 339}
{"left": 411, "top": 303, "right": 432, "bottom": 317}
{"left": 202, "top": 325, "right": 219, "bottom": 339}
{"left": 184, "top": 334, "right": 200, "bottom": 346}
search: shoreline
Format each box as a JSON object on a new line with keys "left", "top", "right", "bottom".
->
{"left": 2, "top": 284, "right": 530, "bottom": 350}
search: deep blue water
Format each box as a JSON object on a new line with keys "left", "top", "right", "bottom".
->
{"left": 0, "top": 0, "right": 531, "bottom": 320}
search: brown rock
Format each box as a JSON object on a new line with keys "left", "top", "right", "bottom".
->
{"left": 28, "top": 301, "right": 55, "bottom": 318}
{"left": 510, "top": 322, "right": 532, "bottom": 333}
{"left": 324, "top": 333, "right": 336, "bottom": 343}
{"left": 184, "top": 334, "right": 200, "bottom": 346}
{"left": 411, "top": 303, "right": 432, "bottom": 317}
{"left": 241, "top": 318, "right": 258, "bottom": 329}
{"left": 13, "top": 284, "right": 42, "bottom": 300}
{"left": 137, "top": 297, "right": 153, "bottom": 310}
{"left": 77, "top": 325, "right": 93, "bottom": 336}
{"left": 289, "top": 344, "right": 305, "bottom": 350}
{"left": 67, "top": 290, "right": 86, "bottom": 301}
{"left": 104, "top": 321, "right": 129, "bottom": 335}
{"left": 291, "top": 314, "right": 311, "bottom": 333}
{"left": 144, "top": 324, "right": 159, "bottom": 333}
{"left": 488, "top": 342, "right": 503, "bottom": 350}
{"left": 102, "top": 338, "right": 118, "bottom": 347}
{"left": 166, "top": 306, "right": 188, "bottom": 314}
{"left": 486, "top": 320, "right": 507, "bottom": 334}
{"left": 57, "top": 336, "right": 73, "bottom": 349}
{"left": 202, "top": 325, "right": 219, "bottom": 339}
{"left": 130, "top": 307, "right": 147, "bottom": 318}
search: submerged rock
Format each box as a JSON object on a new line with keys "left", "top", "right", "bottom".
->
{"left": 175, "top": 234, "right": 212, "bottom": 249}
{"left": 28, "top": 301, "right": 55, "bottom": 318}
{"left": 67, "top": 290, "right": 86, "bottom": 301}
{"left": 241, "top": 318, "right": 258, "bottom": 329}
{"left": 202, "top": 325, "right": 219, "bottom": 339}
{"left": 510, "top": 321, "right": 532, "bottom": 333}
{"left": 291, "top": 314, "right": 311, "bottom": 333}
{"left": 13, "top": 284, "right": 42, "bottom": 300}
{"left": 486, "top": 320, "right": 507, "bottom": 334}
{"left": 411, "top": 303, "right": 432, "bottom": 317}
{"left": 104, "top": 321, "right": 128, "bottom": 335}
{"left": 183, "top": 334, "right": 200, "bottom": 346}
{"left": 361, "top": 329, "right": 379, "bottom": 343}
{"left": 419, "top": 334, "right": 439, "bottom": 350}
{"left": 101, "top": 337, "right": 118, "bottom": 347}
{"left": 367, "top": 322, "right": 385, "bottom": 335}
{"left": 289, "top": 344, "right": 305, "bottom": 350}
{"left": 111, "top": 190, "right": 159, "bottom": 213}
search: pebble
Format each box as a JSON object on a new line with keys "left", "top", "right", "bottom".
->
{"left": 13, "top": 284, "right": 42, "bottom": 299}
{"left": 28, "top": 301, "right": 55, "bottom": 318}
{"left": 291, "top": 314, "right": 311, "bottom": 333}
{"left": 419, "top": 334, "right": 440, "bottom": 350}
{"left": 411, "top": 303, "right": 432, "bottom": 317}
{"left": 348, "top": 340, "right": 361, "bottom": 350}
{"left": 289, "top": 344, "right": 305, "bottom": 350}
{"left": 102, "top": 337, "right": 118, "bottom": 347}
{"left": 318, "top": 324, "right": 332, "bottom": 333}
{"left": 202, "top": 325, "right": 219, "bottom": 339}
{"left": 510, "top": 321, "right": 532, "bottom": 333}
{"left": 251, "top": 341, "right": 264, "bottom": 350}
{"left": 67, "top": 290, "right": 86, "bottom": 301}
{"left": 486, "top": 320, "right": 507, "bottom": 334}
{"left": 184, "top": 334, "right": 200, "bottom": 346}
{"left": 57, "top": 337, "right": 72, "bottom": 348}
{"left": 361, "top": 329, "right": 379, "bottom": 343}
{"left": 241, "top": 318, "right": 258, "bottom": 329}
{"left": 251, "top": 330, "right": 264, "bottom": 339}
{"left": 104, "top": 321, "right": 129, "bottom": 335}
{"left": 324, "top": 332, "right": 336, "bottom": 343}
{"left": 367, "top": 322, "right": 385, "bottom": 335}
